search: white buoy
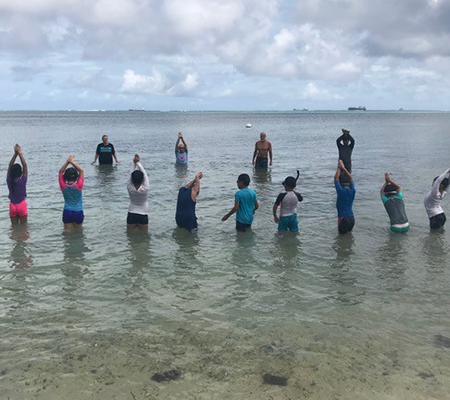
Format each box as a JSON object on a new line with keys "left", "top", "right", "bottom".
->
{"left": 246, "top": 123, "right": 252, "bottom": 128}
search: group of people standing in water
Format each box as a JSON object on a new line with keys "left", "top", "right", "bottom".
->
{"left": 4, "top": 129, "right": 450, "bottom": 234}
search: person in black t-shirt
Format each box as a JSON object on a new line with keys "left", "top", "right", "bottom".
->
{"left": 336, "top": 129, "right": 355, "bottom": 173}
{"left": 92, "top": 135, "right": 119, "bottom": 165}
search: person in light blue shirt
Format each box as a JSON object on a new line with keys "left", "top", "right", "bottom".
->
{"left": 222, "top": 173, "right": 259, "bottom": 232}
{"left": 175, "top": 132, "right": 188, "bottom": 164}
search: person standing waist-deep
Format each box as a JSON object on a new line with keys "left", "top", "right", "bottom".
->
{"left": 92, "top": 135, "right": 119, "bottom": 165}
{"left": 252, "top": 132, "right": 273, "bottom": 170}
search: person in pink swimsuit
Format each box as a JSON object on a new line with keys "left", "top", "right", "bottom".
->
{"left": 7, "top": 144, "right": 28, "bottom": 225}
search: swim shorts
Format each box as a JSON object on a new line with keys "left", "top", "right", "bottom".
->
{"left": 127, "top": 212, "right": 149, "bottom": 225}
{"left": 236, "top": 221, "right": 252, "bottom": 232}
{"left": 278, "top": 214, "right": 299, "bottom": 232}
{"left": 63, "top": 209, "right": 84, "bottom": 224}
{"left": 9, "top": 200, "right": 28, "bottom": 218}
{"left": 338, "top": 217, "right": 355, "bottom": 234}
{"left": 255, "top": 157, "right": 268, "bottom": 170}
{"left": 430, "top": 213, "right": 446, "bottom": 230}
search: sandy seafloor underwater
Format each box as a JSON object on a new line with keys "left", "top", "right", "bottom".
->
{"left": 0, "top": 111, "right": 450, "bottom": 399}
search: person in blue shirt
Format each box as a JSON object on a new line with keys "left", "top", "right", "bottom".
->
{"left": 334, "top": 160, "right": 355, "bottom": 234}
{"left": 222, "top": 173, "right": 259, "bottom": 232}
{"left": 175, "top": 132, "right": 188, "bottom": 164}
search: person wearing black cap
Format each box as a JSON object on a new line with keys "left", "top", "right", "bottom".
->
{"left": 336, "top": 129, "right": 355, "bottom": 173}
{"left": 334, "top": 160, "right": 355, "bottom": 234}
{"left": 380, "top": 173, "right": 409, "bottom": 233}
{"left": 273, "top": 170, "right": 303, "bottom": 232}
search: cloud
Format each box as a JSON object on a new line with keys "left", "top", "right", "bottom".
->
{"left": 301, "top": 82, "right": 343, "bottom": 101}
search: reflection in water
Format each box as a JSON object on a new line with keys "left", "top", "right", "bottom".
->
{"left": 253, "top": 168, "right": 272, "bottom": 186}
{"left": 231, "top": 230, "right": 257, "bottom": 268}
{"left": 61, "top": 231, "right": 90, "bottom": 305}
{"left": 95, "top": 165, "right": 117, "bottom": 198}
{"left": 172, "top": 228, "right": 200, "bottom": 269}
{"left": 327, "top": 234, "right": 364, "bottom": 306}
{"left": 174, "top": 163, "right": 189, "bottom": 179}
{"left": 423, "top": 231, "right": 449, "bottom": 272}
{"left": 376, "top": 233, "right": 407, "bottom": 289}
{"left": 9, "top": 225, "right": 32, "bottom": 270}
{"left": 273, "top": 232, "right": 300, "bottom": 268}
{"left": 127, "top": 229, "right": 152, "bottom": 273}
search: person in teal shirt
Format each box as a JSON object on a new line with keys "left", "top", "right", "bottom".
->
{"left": 222, "top": 173, "right": 259, "bottom": 232}
{"left": 380, "top": 173, "right": 409, "bottom": 232}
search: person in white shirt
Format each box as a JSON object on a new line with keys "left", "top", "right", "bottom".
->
{"left": 424, "top": 168, "right": 450, "bottom": 230}
{"left": 127, "top": 154, "right": 149, "bottom": 230}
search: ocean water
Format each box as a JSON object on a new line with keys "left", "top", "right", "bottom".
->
{"left": 0, "top": 111, "right": 450, "bottom": 399}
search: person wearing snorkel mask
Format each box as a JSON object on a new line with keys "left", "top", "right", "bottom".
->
{"left": 273, "top": 170, "right": 303, "bottom": 232}
{"left": 380, "top": 173, "right": 409, "bottom": 233}
{"left": 59, "top": 155, "right": 85, "bottom": 233}
{"left": 424, "top": 168, "right": 450, "bottom": 230}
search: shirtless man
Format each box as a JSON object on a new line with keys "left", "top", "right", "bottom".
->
{"left": 252, "top": 132, "right": 273, "bottom": 170}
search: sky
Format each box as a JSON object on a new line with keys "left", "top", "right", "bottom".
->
{"left": 1, "top": 0, "right": 450, "bottom": 111}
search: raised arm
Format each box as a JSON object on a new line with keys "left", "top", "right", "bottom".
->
{"left": 334, "top": 167, "right": 341, "bottom": 182}
{"left": 348, "top": 134, "right": 355, "bottom": 149}
{"left": 135, "top": 161, "right": 149, "bottom": 190}
{"left": 385, "top": 173, "right": 401, "bottom": 192}
{"left": 18, "top": 152, "right": 28, "bottom": 177}
{"left": 7, "top": 153, "right": 18, "bottom": 176}
{"left": 191, "top": 172, "right": 203, "bottom": 202}
{"left": 180, "top": 136, "right": 188, "bottom": 150}
{"left": 59, "top": 159, "right": 70, "bottom": 175}
{"left": 431, "top": 168, "right": 450, "bottom": 196}
{"left": 68, "top": 155, "right": 85, "bottom": 179}
{"left": 339, "top": 160, "right": 352, "bottom": 181}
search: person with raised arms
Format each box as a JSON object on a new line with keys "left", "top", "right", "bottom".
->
{"left": 222, "top": 173, "right": 259, "bottom": 232}
{"left": 273, "top": 170, "right": 303, "bottom": 232}
{"left": 176, "top": 172, "right": 203, "bottom": 232}
{"left": 380, "top": 173, "right": 409, "bottom": 233}
{"left": 127, "top": 154, "right": 149, "bottom": 230}
{"left": 424, "top": 168, "right": 450, "bottom": 230}
{"left": 59, "top": 155, "right": 85, "bottom": 233}
{"left": 334, "top": 160, "right": 355, "bottom": 234}
{"left": 92, "top": 135, "right": 119, "bottom": 165}
{"left": 252, "top": 132, "right": 273, "bottom": 170}
{"left": 336, "top": 129, "right": 355, "bottom": 173}
{"left": 7, "top": 144, "right": 28, "bottom": 225}
{"left": 175, "top": 132, "right": 188, "bottom": 165}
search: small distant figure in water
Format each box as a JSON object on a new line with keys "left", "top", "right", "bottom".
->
{"left": 336, "top": 129, "right": 355, "bottom": 173}
{"left": 334, "top": 160, "right": 355, "bottom": 234}
{"left": 273, "top": 170, "right": 303, "bottom": 232}
{"left": 380, "top": 173, "right": 409, "bottom": 233}
{"left": 127, "top": 154, "right": 149, "bottom": 230}
{"left": 7, "top": 144, "right": 28, "bottom": 225}
{"left": 59, "top": 155, "right": 84, "bottom": 233}
{"left": 175, "top": 132, "right": 188, "bottom": 165}
{"left": 176, "top": 172, "right": 203, "bottom": 232}
{"left": 92, "top": 135, "right": 119, "bottom": 165}
{"left": 424, "top": 168, "right": 450, "bottom": 230}
{"left": 222, "top": 173, "right": 259, "bottom": 232}
{"left": 252, "top": 132, "right": 273, "bottom": 170}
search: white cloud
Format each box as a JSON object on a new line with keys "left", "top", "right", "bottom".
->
{"left": 302, "top": 83, "right": 343, "bottom": 101}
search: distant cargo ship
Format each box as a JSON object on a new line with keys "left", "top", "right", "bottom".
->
{"left": 129, "top": 108, "right": 145, "bottom": 111}
{"left": 348, "top": 106, "right": 366, "bottom": 111}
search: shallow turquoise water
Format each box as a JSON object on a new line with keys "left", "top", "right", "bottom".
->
{"left": 0, "top": 111, "right": 449, "bottom": 399}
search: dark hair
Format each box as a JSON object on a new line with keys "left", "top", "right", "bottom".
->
{"left": 237, "top": 173, "right": 250, "bottom": 186}
{"left": 102, "top": 135, "right": 108, "bottom": 139}
{"left": 283, "top": 170, "right": 300, "bottom": 189}
{"left": 433, "top": 176, "right": 450, "bottom": 190}
{"left": 131, "top": 170, "right": 144, "bottom": 186}
{"left": 64, "top": 167, "right": 79, "bottom": 182}
{"left": 9, "top": 164, "right": 22, "bottom": 191}
{"left": 339, "top": 174, "right": 351, "bottom": 186}
{"left": 384, "top": 184, "right": 397, "bottom": 194}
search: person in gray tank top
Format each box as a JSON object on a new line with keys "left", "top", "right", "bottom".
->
{"left": 380, "top": 173, "right": 409, "bottom": 233}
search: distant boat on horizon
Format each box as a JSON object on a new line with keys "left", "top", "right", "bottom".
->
{"left": 293, "top": 108, "right": 309, "bottom": 111}
{"left": 348, "top": 106, "right": 366, "bottom": 111}
{"left": 129, "top": 108, "right": 145, "bottom": 111}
